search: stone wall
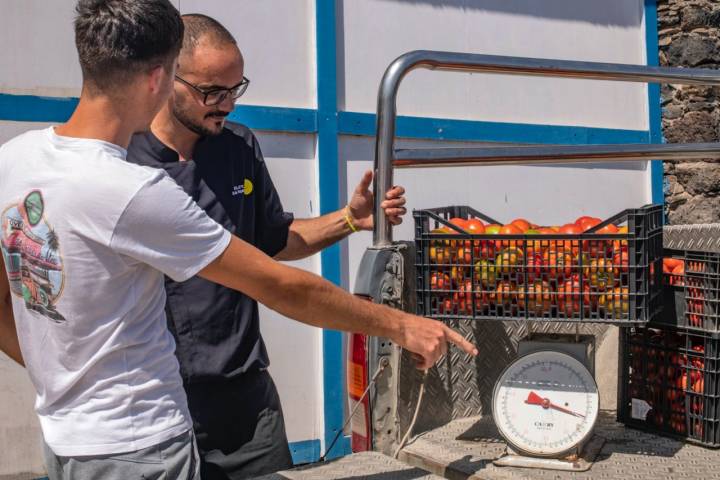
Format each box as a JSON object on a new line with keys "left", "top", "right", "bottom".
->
{"left": 659, "top": 0, "right": 720, "bottom": 224}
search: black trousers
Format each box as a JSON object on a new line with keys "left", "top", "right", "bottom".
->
{"left": 185, "top": 370, "right": 294, "bottom": 480}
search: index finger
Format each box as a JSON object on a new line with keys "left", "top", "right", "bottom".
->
{"left": 443, "top": 326, "right": 478, "bottom": 356}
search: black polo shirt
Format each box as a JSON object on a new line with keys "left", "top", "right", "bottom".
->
{"left": 127, "top": 122, "right": 294, "bottom": 383}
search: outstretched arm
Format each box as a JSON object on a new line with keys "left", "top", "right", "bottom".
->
{"left": 201, "top": 235, "right": 476, "bottom": 369}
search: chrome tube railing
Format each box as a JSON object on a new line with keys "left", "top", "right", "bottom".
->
{"left": 373, "top": 50, "right": 720, "bottom": 246}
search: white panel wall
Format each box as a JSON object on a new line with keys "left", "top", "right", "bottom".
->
{"left": 341, "top": 136, "right": 652, "bottom": 292}
{"left": 255, "top": 132, "right": 324, "bottom": 443}
{"left": 0, "top": 2, "right": 81, "bottom": 96}
{"left": 178, "top": 0, "right": 316, "bottom": 109}
{"left": 0, "top": 0, "right": 316, "bottom": 108}
{"left": 341, "top": 0, "right": 648, "bottom": 130}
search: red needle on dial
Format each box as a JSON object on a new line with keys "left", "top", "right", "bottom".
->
{"left": 525, "top": 391, "right": 586, "bottom": 419}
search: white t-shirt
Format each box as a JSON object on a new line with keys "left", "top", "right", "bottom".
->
{"left": 0, "top": 127, "right": 231, "bottom": 456}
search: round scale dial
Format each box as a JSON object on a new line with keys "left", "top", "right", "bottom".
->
{"left": 492, "top": 350, "right": 599, "bottom": 457}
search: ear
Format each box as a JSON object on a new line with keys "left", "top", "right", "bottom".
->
{"left": 148, "top": 64, "right": 169, "bottom": 95}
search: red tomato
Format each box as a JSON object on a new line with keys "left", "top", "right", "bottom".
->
{"left": 559, "top": 223, "right": 583, "bottom": 235}
{"left": 579, "top": 217, "right": 602, "bottom": 232}
{"left": 448, "top": 217, "right": 468, "bottom": 232}
{"left": 430, "top": 272, "right": 452, "bottom": 291}
{"left": 574, "top": 215, "right": 595, "bottom": 226}
{"left": 557, "top": 275, "right": 592, "bottom": 316}
{"left": 596, "top": 223, "right": 620, "bottom": 235}
{"left": 500, "top": 224, "right": 523, "bottom": 235}
{"left": 510, "top": 218, "right": 531, "bottom": 232}
{"left": 465, "top": 218, "right": 485, "bottom": 234}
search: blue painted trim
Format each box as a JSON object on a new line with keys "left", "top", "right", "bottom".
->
{"left": 289, "top": 439, "right": 322, "bottom": 465}
{"left": 644, "top": 0, "right": 665, "bottom": 207}
{"left": 227, "top": 105, "right": 317, "bottom": 133}
{"left": 316, "top": 0, "right": 351, "bottom": 461}
{"left": 0, "top": 93, "right": 78, "bottom": 123}
{"left": 0, "top": 93, "right": 317, "bottom": 134}
{"left": 338, "top": 111, "right": 650, "bottom": 144}
{"left": 0, "top": 92, "right": 653, "bottom": 146}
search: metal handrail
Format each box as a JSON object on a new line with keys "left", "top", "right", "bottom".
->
{"left": 373, "top": 50, "right": 720, "bottom": 246}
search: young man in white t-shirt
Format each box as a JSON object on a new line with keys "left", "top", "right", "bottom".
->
{"left": 0, "top": 1, "right": 477, "bottom": 478}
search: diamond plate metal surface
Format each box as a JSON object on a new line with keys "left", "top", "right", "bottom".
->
{"left": 664, "top": 224, "right": 720, "bottom": 254}
{"left": 252, "top": 452, "right": 443, "bottom": 480}
{"left": 397, "top": 320, "right": 610, "bottom": 434}
{"left": 399, "top": 412, "right": 720, "bottom": 480}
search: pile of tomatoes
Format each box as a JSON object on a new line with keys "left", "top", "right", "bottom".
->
{"left": 663, "top": 256, "right": 711, "bottom": 328}
{"left": 627, "top": 329, "right": 708, "bottom": 438}
{"left": 425, "top": 215, "right": 635, "bottom": 319}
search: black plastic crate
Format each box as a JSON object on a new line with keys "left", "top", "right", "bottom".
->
{"left": 414, "top": 204, "right": 663, "bottom": 324}
{"left": 618, "top": 324, "right": 720, "bottom": 448}
{"left": 655, "top": 250, "right": 720, "bottom": 332}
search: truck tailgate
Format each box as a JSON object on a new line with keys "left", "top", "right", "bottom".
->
{"left": 252, "top": 451, "right": 443, "bottom": 480}
{"left": 398, "top": 412, "right": 719, "bottom": 480}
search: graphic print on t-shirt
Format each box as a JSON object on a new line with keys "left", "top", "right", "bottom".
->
{"left": 1, "top": 190, "right": 66, "bottom": 323}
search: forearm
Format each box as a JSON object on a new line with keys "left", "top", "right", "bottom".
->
{"left": 275, "top": 208, "right": 353, "bottom": 261}
{"left": 0, "top": 296, "right": 23, "bottom": 366}
{"left": 270, "top": 266, "right": 407, "bottom": 338}
{"left": 202, "top": 236, "right": 406, "bottom": 341}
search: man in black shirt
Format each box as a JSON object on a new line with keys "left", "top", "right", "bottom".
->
{"left": 127, "top": 14, "right": 407, "bottom": 480}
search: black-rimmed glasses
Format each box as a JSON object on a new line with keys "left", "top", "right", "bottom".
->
{"left": 175, "top": 75, "right": 250, "bottom": 106}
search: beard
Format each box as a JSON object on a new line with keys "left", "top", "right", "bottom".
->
{"left": 172, "top": 99, "right": 228, "bottom": 137}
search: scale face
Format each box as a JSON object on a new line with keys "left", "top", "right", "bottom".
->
{"left": 492, "top": 350, "right": 599, "bottom": 458}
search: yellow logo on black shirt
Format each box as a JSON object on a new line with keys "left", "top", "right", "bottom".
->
{"left": 232, "top": 179, "right": 254, "bottom": 197}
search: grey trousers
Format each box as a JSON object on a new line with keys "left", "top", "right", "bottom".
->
{"left": 43, "top": 430, "right": 200, "bottom": 480}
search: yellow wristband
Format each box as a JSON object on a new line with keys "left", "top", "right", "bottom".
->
{"left": 344, "top": 205, "right": 359, "bottom": 233}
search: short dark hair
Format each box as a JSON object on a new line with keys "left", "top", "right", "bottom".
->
{"left": 181, "top": 14, "right": 237, "bottom": 57}
{"left": 74, "top": 0, "right": 184, "bottom": 91}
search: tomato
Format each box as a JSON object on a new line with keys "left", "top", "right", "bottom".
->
{"left": 526, "top": 251, "right": 545, "bottom": 283}
{"left": 465, "top": 218, "right": 485, "bottom": 234}
{"left": 557, "top": 275, "right": 592, "bottom": 316}
{"left": 495, "top": 248, "right": 524, "bottom": 274}
{"left": 497, "top": 224, "right": 523, "bottom": 249}
{"left": 518, "top": 280, "right": 553, "bottom": 315}
{"left": 588, "top": 257, "right": 617, "bottom": 290}
{"left": 429, "top": 245, "right": 454, "bottom": 265}
{"left": 485, "top": 224, "right": 502, "bottom": 235}
{"left": 494, "top": 281, "right": 519, "bottom": 308}
{"left": 510, "top": 218, "right": 531, "bottom": 232}
{"left": 450, "top": 265, "right": 467, "bottom": 283}
{"left": 677, "top": 374, "right": 688, "bottom": 391}
{"left": 474, "top": 259, "right": 497, "bottom": 287}
{"left": 473, "top": 240, "right": 496, "bottom": 261}
{"left": 430, "top": 272, "right": 452, "bottom": 291}
{"left": 559, "top": 223, "right": 582, "bottom": 235}
{"left": 456, "top": 246, "right": 473, "bottom": 264}
{"left": 596, "top": 223, "right": 620, "bottom": 235}
{"left": 574, "top": 215, "right": 595, "bottom": 226}
{"left": 557, "top": 224, "right": 582, "bottom": 255}
{"left": 664, "top": 257, "right": 683, "bottom": 270}
{"left": 448, "top": 217, "right": 468, "bottom": 231}
{"left": 672, "top": 263, "right": 685, "bottom": 278}
{"left": 578, "top": 217, "right": 602, "bottom": 232}
{"left": 543, "top": 248, "right": 574, "bottom": 280}
{"left": 598, "top": 286, "right": 630, "bottom": 317}
{"left": 613, "top": 247, "right": 630, "bottom": 274}
{"left": 452, "top": 279, "right": 475, "bottom": 315}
